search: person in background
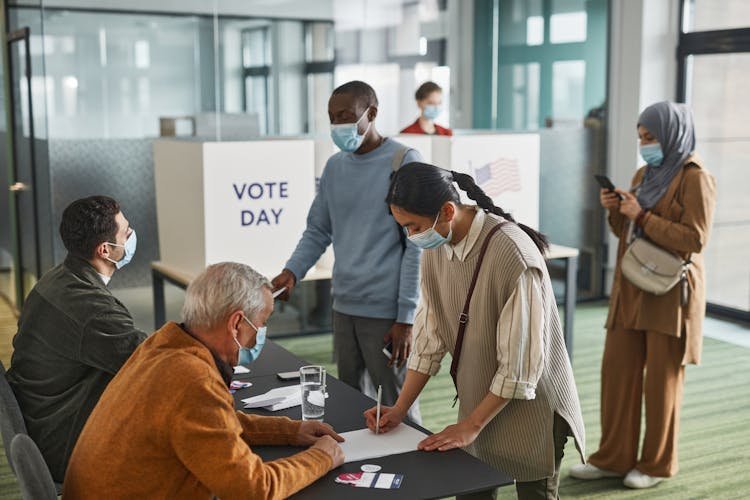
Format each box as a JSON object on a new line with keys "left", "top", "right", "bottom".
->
{"left": 570, "top": 101, "right": 716, "bottom": 489}
{"left": 400, "top": 81, "right": 453, "bottom": 136}
{"left": 272, "top": 80, "right": 423, "bottom": 423}
{"left": 64, "top": 262, "right": 345, "bottom": 499}
{"left": 7, "top": 195, "right": 146, "bottom": 483}
{"left": 366, "top": 163, "right": 585, "bottom": 500}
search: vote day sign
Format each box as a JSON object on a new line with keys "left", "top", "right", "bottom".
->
{"left": 154, "top": 139, "right": 314, "bottom": 279}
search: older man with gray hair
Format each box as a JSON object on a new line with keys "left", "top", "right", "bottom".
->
{"left": 64, "top": 262, "right": 345, "bottom": 500}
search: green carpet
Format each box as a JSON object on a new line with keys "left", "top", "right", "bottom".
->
{"left": 0, "top": 302, "right": 747, "bottom": 499}
{"left": 276, "top": 302, "right": 750, "bottom": 499}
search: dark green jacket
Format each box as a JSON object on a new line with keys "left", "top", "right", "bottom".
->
{"left": 7, "top": 255, "right": 147, "bottom": 482}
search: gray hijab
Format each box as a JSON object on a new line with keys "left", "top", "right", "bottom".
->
{"left": 636, "top": 101, "right": 695, "bottom": 209}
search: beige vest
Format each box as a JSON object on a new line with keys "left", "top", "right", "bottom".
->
{"left": 421, "top": 215, "right": 585, "bottom": 481}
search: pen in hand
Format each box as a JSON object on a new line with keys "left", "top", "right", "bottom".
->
{"left": 375, "top": 385, "right": 382, "bottom": 435}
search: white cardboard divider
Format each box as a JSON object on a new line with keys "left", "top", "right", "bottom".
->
{"left": 153, "top": 133, "right": 540, "bottom": 280}
{"left": 153, "top": 139, "right": 315, "bottom": 279}
{"left": 431, "top": 133, "right": 540, "bottom": 229}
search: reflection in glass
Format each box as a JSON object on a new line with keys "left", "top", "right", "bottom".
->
{"left": 305, "top": 23, "right": 334, "bottom": 63}
{"left": 550, "top": 12, "right": 587, "bottom": 43}
{"left": 242, "top": 27, "right": 271, "bottom": 68}
{"left": 550, "top": 0, "right": 587, "bottom": 43}
{"left": 682, "top": 0, "right": 750, "bottom": 32}
{"left": 552, "top": 60, "right": 585, "bottom": 123}
{"left": 245, "top": 76, "right": 269, "bottom": 136}
{"left": 499, "top": 0, "right": 543, "bottom": 46}
{"left": 503, "top": 62, "right": 539, "bottom": 130}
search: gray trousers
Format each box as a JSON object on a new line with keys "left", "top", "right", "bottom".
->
{"left": 333, "top": 311, "right": 421, "bottom": 424}
{"left": 457, "top": 413, "right": 570, "bottom": 500}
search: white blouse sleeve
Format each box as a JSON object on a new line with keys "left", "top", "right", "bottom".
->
{"left": 489, "top": 267, "right": 546, "bottom": 400}
{"left": 407, "top": 281, "right": 446, "bottom": 376}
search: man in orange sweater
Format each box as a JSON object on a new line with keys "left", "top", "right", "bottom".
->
{"left": 64, "top": 262, "right": 344, "bottom": 499}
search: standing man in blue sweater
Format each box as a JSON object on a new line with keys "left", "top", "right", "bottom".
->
{"left": 273, "top": 81, "right": 422, "bottom": 422}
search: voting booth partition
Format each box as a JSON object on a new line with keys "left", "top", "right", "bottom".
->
{"left": 153, "top": 139, "right": 316, "bottom": 279}
{"left": 151, "top": 134, "right": 560, "bottom": 338}
{"left": 431, "top": 133, "right": 540, "bottom": 230}
{"left": 153, "top": 133, "right": 540, "bottom": 277}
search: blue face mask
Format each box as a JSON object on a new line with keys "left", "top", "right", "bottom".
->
{"left": 640, "top": 143, "right": 664, "bottom": 167}
{"left": 423, "top": 105, "right": 441, "bottom": 120}
{"left": 330, "top": 108, "right": 370, "bottom": 152}
{"left": 235, "top": 316, "right": 267, "bottom": 366}
{"left": 407, "top": 212, "right": 452, "bottom": 249}
{"left": 106, "top": 230, "right": 137, "bottom": 270}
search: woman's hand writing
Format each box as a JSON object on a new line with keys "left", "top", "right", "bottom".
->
{"left": 363, "top": 405, "right": 406, "bottom": 434}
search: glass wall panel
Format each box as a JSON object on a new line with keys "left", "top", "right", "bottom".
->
{"left": 551, "top": 59, "right": 585, "bottom": 124}
{"left": 38, "top": 12, "right": 207, "bottom": 140}
{"left": 687, "top": 52, "right": 750, "bottom": 312}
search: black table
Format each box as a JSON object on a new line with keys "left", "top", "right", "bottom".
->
{"left": 233, "top": 341, "right": 514, "bottom": 499}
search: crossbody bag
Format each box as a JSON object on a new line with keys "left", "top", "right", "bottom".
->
{"left": 620, "top": 221, "right": 690, "bottom": 304}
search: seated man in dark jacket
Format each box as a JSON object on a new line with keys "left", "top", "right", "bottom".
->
{"left": 7, "top": 195, "right": 147, "bottom": 483}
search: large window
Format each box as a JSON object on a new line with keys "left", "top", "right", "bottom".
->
{"left": 473, "top": 0, "right": 608, "bottom": 130}
{"left": 678, "top": 0, "right": 750, "bottom": 319}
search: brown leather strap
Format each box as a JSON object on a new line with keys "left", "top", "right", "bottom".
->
{"left": 449, "top": 222, "right": 505, "bottom": 396}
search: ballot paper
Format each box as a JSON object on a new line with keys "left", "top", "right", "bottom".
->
{"left": 233, "top": 365, "right": 250, "bottom": 375}
{"left": 338, "top": 424, "right": 428, "bottom": 463}
{"left": 242, "top": 385, "right": 302, "bottom": 411}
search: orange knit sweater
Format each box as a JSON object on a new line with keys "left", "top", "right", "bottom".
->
{"left": 63, "top": 322, "right": 331, "bottom": 499}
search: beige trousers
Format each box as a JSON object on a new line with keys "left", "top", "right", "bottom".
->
{"left": 588, "top": 327, "right": 686, "bottom": 477}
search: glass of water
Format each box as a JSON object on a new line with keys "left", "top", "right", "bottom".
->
{"left": 300, "top": 365, "right": 326, "bottom": 421}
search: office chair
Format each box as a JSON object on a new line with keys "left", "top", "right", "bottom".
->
{"left": 0, "top": 360, "right": 28, "bottom": 474}
{"left": 10, "top": 434, "right": 58, "bottom": 500}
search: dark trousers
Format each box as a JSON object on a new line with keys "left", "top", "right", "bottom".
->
{"left": 457, "top": 413, "right": 570, "bottom": 500}
{"left": 333, "top": 311, "right": 421, "bottom": 423}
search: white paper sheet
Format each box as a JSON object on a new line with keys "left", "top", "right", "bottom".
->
{"left": 242, "top": 385, "right": 301, "bottom": 411}
{"left": 338, "top": 424, "right": 428, "bottom": 463}
{"left": 233, "top": 365, "right": 250, "bottom": 374}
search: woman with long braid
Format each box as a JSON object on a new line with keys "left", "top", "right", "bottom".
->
{"left": 364, "top": 163, "right": 585, "bottom": 499}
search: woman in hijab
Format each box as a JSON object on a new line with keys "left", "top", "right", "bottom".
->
{"left": 570, "top": 101, "right": 716, "bottom": 489}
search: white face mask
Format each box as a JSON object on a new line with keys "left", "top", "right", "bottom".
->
{"left": 407, "top": 212, "right": 453, "bottom": 249}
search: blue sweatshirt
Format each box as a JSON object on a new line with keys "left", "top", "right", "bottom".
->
{"left": 285, "top": 138, "right": 422, "bottom": 323}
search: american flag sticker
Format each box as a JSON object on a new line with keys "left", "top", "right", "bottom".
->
{"left": 472, "top": 158, "right": 522, "bottom": 197}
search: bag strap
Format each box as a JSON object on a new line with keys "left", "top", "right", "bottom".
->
{"left": 449, "top": 223, "right": 505, "bottom": 403}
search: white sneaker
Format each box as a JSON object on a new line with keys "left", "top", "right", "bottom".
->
{"left": 569, "top": 463, "right": 620, "bottom": 480}
{"left": 623, "top": 469, "right": 664, "bottom": 489}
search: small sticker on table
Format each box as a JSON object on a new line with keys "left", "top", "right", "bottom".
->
{"left": 360, "top": 464, "right": 382, "bottom": 473}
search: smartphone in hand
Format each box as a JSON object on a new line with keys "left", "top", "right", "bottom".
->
{"left": 382, "top": 341, "right": 393, "bottom": 358}
{"left": 593, "top": 174, "right": 623, "bottom": 200}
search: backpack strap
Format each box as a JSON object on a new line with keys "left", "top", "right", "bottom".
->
{"left": 391, "top": 145, "right": 412, "bottom": 172}
{"left": 449, "top": 222, "right": 506, "bottom": 405}
{"left": 391, "top": 145, "right": 413, "bottom": 251}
